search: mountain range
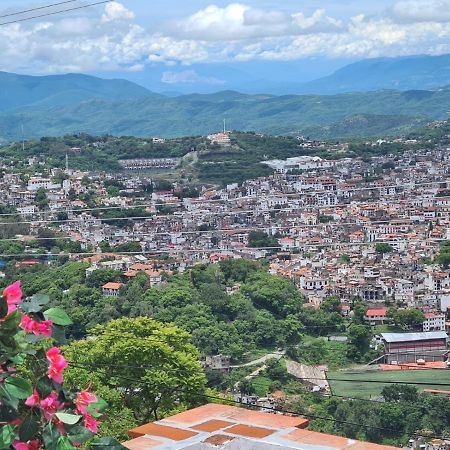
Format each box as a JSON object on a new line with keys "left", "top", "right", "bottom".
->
{"left": 1, "top": 53, "right": 450, "bottom": 142}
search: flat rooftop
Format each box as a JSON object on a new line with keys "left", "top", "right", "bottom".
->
{"left": 123, "top": 404, "right": 399, "bottom": 450}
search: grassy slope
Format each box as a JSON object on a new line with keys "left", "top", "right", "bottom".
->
{"left": 329, "top": 369, "right": 450, "bottom": 399}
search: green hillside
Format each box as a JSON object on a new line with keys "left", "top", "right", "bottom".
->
{"left": 2, "top": 87, "right": 449, "bottom": 142}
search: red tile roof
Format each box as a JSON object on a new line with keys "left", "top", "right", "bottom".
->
{"left": 124, "top": 404, "right": 399, "bottom": 450}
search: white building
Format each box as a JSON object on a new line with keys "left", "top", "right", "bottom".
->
{"left": 207, "top": 132, "right": 231, "bottom": 146}
{"left": 27, "top": 177, "right": 61, "bottom": 192}
{"left": 423, "top": 312, "right": 446, "bottom": 332}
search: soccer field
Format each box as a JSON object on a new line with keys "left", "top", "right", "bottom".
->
{"left": 328, "top": 369, "right": 450, "bottom": 399}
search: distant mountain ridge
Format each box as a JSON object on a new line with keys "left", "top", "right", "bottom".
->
{"left": 0, "top": 84, "right": 449, "bottom": 142}
{"left": 126, "top": 53, "right": 450, "bottom": 95}
{"left": 0, "top": 72, "right": 154, "bottom": 112}
{"left": 292, "top": 54, "right": 450, "bottom": 95}
{"left": 0, "top": 69, "right": 450, "bottom": 142}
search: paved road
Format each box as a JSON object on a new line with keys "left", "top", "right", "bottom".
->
{"left": 231, "top": 350, "right": 285, "bottom": 369}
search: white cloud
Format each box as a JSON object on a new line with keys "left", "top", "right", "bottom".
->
{"left": 163, "top": 3, "right": 341, "bottom": 41}
{"left": 162, "top": 70, "right": 225, "bottom": 85}
{"left": 390, "top": 0, "right": 450, "bottom": 23}
{"left": 2, "top": 1, "right": 450, "bottom": 74}
{"left": 101, "top": 2, "right": 135, "bottom": 22}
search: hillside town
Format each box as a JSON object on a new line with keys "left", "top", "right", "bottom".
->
{"left": 2, "top": 131, "right": 450, "bottom": 449}
{"left": 3, "top": 136, "right": 450, "bottom": 320}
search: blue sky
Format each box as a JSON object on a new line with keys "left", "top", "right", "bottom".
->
{"left": 0, "top": 0, "right": 448, "bottom": 92}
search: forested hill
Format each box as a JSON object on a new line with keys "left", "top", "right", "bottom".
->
{"left": 0, "top": 71, "right": 155, "bottom": 112}
{"left": 1, "top": 82, "right": 450, "bottom": 142}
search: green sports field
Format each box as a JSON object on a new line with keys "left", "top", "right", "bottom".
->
{"left": 328, "top": 369, "right": 450, "bottom": 399}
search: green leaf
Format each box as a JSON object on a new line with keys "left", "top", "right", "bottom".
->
{"left": 86, "top": 397, "right": 108, "bottom": 418}
{"left": 0, "top": 311, "right": 20, "bottom": 335}
{"left": 4, "top": 377, "right": 33, "bottom": 399}
{"left": 67, "top": 426, "right": 94, "bottom": 445}
{"left": 37, "top": 377, "right": 53, "bottom": 398}
{"left": 91, "top": 397, "right": 108, "bottom": 412}
{"left": 21, "top": 294, "right": 50, "bottom": 313}
{"left": 19, "top": 415, "right": 38, "bottom": 442}
{"left": 55, "top": 413, "right": 82, "bottom": 425}
{"left": 91, "top": 437, "right": 127, "bottom": 450}
{"left": 51, "top": 325, "right": 67, "bottom": 345}
{"left": 0, "top": 425, "right": 16, "bottom": 449}
{"left": 25, "top": 334, "right": 45, "bottom": 344}
{"left": 56, "top": 437, "right": 76, "bottom": 450}
{"left": 0, "top": 404, "right": 17, "bottom": 423}
{"left": 0, "top": 385, "right": 19, "bottom": 410}
{"left": 43, "top": 423, "right": 61, "bottom": 450}
{"left": 0, "top": 297, "right": 7, "bottom": 319}
{"left": 44, "top": 308, "right": 73, "bottom": 326}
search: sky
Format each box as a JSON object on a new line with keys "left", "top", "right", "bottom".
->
{"left": 0, "top": 0, "right": 450, "bottom": 90}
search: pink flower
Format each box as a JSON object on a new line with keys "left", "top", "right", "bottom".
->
{"left": 13, "top": 441, "right": 40, "bottom": 450}
{"left": 46, "top": 347, "right": 68, "bottom": 384}
{"left": 3, "top": 281, "right": 22, "bottom": 315}
{"left": 39, "top": 392, "right": 64, "bottom": 420}
{"left": 25, "top": 389, "right": 40, "bottom": 407}
{"left": 20, "top": 315, "right": 53, "bottom": 337}
{"left": 83, "top": 414, "right": 98, "bottom": 433}
{"left": 75, "top": 388, "right": 97, "bottom": 415}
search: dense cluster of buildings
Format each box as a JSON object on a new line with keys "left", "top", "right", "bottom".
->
{"left": 3, "top": 138, "right": 450, "bottom": 348}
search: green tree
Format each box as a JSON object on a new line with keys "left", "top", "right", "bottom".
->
{"left": 320, "top": 296, "right": 341, "bottom": 314}
{"left": 35, "top": 187, "right": 49, "bottom": 210}
{"left": 346, "top": 324, "right": 372, "bottom": 360}
{"left": 248, "top": 231, "right": 279, "bottom": 249}
{"left": 65, "top": 317, "right": 207, "bottom": 422}
{"left": 238, "top": 379, "right": 256, "bottom": 395}
{"left": 376, "top": 243, "right": 394, "bottom": 254}
{"left": 241, "top": 272, "right": 303, "bottom": 317}
{"left": 382, "top": 384, "right": 419, "bottom": 403}
{"left": 86, "top": 269, "right": 122, "bottom": 288}
{"left": 387, "top": 308, "right": 425, "bottom": 330}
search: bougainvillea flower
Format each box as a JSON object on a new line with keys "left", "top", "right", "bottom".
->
{"left": 13, "top": 440, "right": 40, "bottom": 450}
{"left": 75, "top": 388, "right": 97, "bottom": 415}
{"left": 20, "top": 315, "right": 53, "bottom": 337}
{"left": 25, "top": 389, "right": 40, "bottom": 407}
{"left": 84, "top": 413, "right": 99, "bottom": 433}
{"left": 46, "top": 347, "right": 68, "bottom": 384}
{"left": 3, "top": 281, "right": 22, "bottom": 314}
{"left": 40, "top": 392, "right": 64, "bottom": 420}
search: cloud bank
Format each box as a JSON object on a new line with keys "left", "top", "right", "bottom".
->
{"left": 1, "top": 1, "right": 450, "bottom": 73}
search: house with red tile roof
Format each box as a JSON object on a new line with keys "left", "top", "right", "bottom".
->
{"left": 102, "top": 282, "right": 123, "bottom": 297}
{"left": 364, "top": 308, "right": 391, "bottom": 325}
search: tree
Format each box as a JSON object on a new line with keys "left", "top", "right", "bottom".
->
{"left": 238, "top": 379, "right": 256, "bottom": 395}
{"left": 387, "top": 308, "right": 425, "bottom": 330}
{"left": 382, "top": 384, "right": 419, "bottom": 403}
{"left": 219, "top": 259, "right": 260, "bottom": 283}
{"left": 35, "top": 187, "right": 49, "bottom": 210}
{"left": 376, "top": 243, "right": 394, "bottom": 254}
{"left": 241, "top": 272, "right": 304, "bottom": 317}
{"left": 351, "top": 299, "right": 368, "bottom": 325}
{"left": 86, "top": 269, "right": 122, "bottom": 288}
{"left": 347, "top": 324, "right": 372, "bottom": 360}
{"left": 248, "top": 231, "right": 279, "bottom": 249}
{"left": 320, "top": 296, "right": 341, "bottom": 314}
{"left": 112, "top": 242, "right": 142, "bottom": 253}
{"left": 65, "top": 317, "right": 207, "bottom": 422}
